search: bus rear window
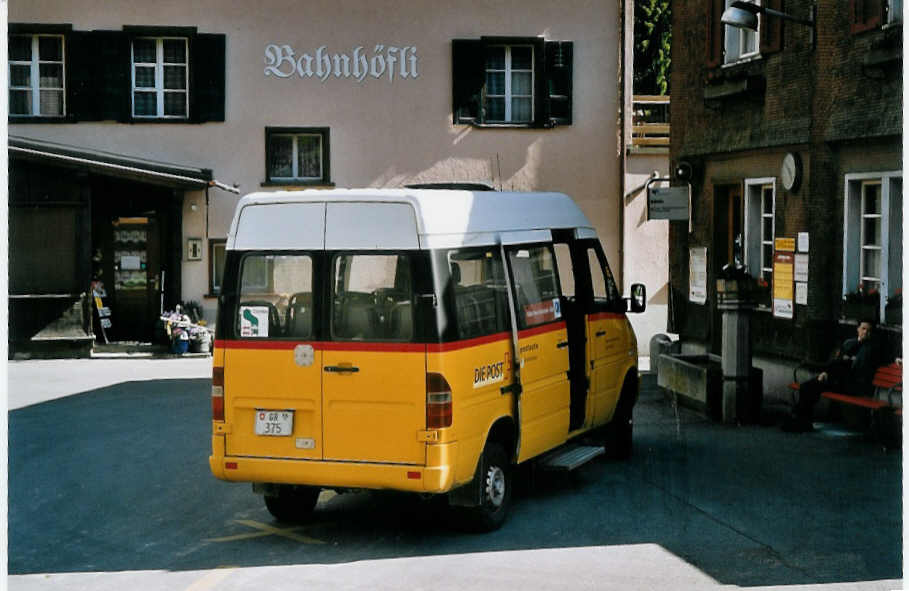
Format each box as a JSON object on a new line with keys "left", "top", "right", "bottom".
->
{"left": 237, "top": 254, "right": 313, "bottom": 339}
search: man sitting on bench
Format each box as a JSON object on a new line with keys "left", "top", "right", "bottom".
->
{"left": 783, "top": 318, "right": 882, "bottom": 432}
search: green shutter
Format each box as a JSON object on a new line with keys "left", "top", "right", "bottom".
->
{"left": 543, "top": 41, "right": 573, "bottom": 126}
{"left": 94, "top": 30, "right": 130, "bottom": 122}
{"left": 65, "top": 31, "right": 98, "bottom": 121}
{"left": 190, "top": 33, "right": 226, "bottom": 123}
{"left": 452, "top": 39, "right": 484, "bottom": 124}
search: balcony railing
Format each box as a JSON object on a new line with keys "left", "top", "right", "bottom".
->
{"left": 631, "top": 95, "right": 670, "bottom": 148}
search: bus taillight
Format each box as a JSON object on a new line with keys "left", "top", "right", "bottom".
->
{"left": 426, "top": 372, "right": 452, "bottom": 429}
{"left": 212, "top": 366, "right": 225, "bottom": 422}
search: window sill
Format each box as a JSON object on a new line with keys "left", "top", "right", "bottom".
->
{"left": 261, "top": 181, "right": 335, "bottom": 189}
{"left": 721, "top": 54, "right": 763, "bottom": 69}
{"left": 129, "top": 117, "right": 192, "bottom": 124}
{"left": 204, "top": 293, "right": 220, "bottom": 299}
{"left": 9, "top": 116, "right": 71, "bottom": 124}
{"left": 456, "top": 120, "right": 565, "bottom": 130}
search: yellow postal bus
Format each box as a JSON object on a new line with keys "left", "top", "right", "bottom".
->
{"left": 210, "top": 188, "right": 645, "bottom": 530}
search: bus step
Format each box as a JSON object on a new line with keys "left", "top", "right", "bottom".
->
{"left": 538, "top": 445, "right": 604, "bottom": 471}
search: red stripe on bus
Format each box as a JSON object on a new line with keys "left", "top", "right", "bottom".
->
{"left": 214, "top": 339, "right": 425, "bottom": 353}
{"left": 518, "top": 321, "right": 567, "bottom": 339}
{"left": 588, "top": 312, "right": 625, "bottom": 321}
{"left": 215, "top": 323, "right": 565, "bottom": 354}
{"left": 427, "top": 332, "right": 511, "bottom": 353}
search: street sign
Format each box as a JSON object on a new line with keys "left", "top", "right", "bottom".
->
{"left": 647, "top": 185, "right": 689, "bottom": 221}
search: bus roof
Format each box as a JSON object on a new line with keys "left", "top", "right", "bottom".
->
{"left": 228, "top": 189, "right": 597, "bottom": 250}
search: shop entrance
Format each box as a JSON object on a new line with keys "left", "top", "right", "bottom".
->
{"left": 91, "top": 177, "right": 181, "bottom": 343}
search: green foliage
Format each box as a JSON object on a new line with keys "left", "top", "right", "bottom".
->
{"left": 634, "top": 0, "right": 672, "bottom": 95}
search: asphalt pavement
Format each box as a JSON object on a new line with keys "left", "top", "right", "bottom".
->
{"left": 6, "top": 357, "right": 904, "bottom": 591}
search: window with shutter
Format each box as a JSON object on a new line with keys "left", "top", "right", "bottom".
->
{"left": 452, "top": 36, "right": 573, "bottom": 128}
{"left": 8, "top": 25, "right": 72, "bottom": 120}
{"left": 851, "top": 0, "right": 885, "bottom": 33}
{"left": 12, "top": 25, "right": 226, "bottom": 124}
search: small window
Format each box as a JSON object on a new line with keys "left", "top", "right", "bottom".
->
{"left": 131, "top": 37, "right": 188, "bottom": 118}
{"left": 744, "top": 179, "right": 775, "bottom": 289}
{"left": 450, "top": 248, "right": 510, "bottom": 339}
{"left": 843, "top": 172, "right": 902, "bottom": 322}
{"left": 725, "top": 0, "right": 761, "bottom": 64}
{"left": 237, "top": 254, "right": 313, "bottom": 339}
{"left": 887, "top": 0, "right": 903, "bottom": 23}
{"left": 265, "top": 127, "right": 331, "bottom": 185}
{"left": 9, "top": 34, "right": 65, "bottom": 117}
{"left": 331, "top": 254, "right": 413, "bottom": 341}
{"left": 508, "top": 245, "right": 562, "bottom": 329}
{"left": 209, "top": 239, "right": 226, "bottom": 295}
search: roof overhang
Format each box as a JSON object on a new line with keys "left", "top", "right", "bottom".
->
{"left": 9, "top": 135, "right": 239, "bottom": 193}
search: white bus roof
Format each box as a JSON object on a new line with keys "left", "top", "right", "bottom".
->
{"left": 228, "top": 189, "right": 597, "bottom": 250}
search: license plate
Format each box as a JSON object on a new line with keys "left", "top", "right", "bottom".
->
{"left": 254, "top": 410, "right": 293, "bottom": 436}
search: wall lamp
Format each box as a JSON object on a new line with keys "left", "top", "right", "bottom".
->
{"left": 722, "top": 1, "right": 816, "bottom": 45}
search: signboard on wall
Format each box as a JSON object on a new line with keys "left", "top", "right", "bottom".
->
{"left": 647, "top": 185, "right": 689, "bottom": 221}
{"left": 689, "top": 247, "right": 708, "bottom": 305}
{"left": 773, "top": 252, "right": 795, "bottom": 319}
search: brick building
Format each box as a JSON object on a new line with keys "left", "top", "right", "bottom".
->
{"left": 668, "top": 1, "right": 902, "bottom": 392}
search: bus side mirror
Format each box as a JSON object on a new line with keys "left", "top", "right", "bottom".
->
{"left": 627, "top": 283, "right": 646, "bottom": 313}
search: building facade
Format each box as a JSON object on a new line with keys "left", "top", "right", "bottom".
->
{"left": 668, "top": 1, "right": 902, "bottom": 393}
{"left": 9, "top": 1, "right": 677, "bottom": 356}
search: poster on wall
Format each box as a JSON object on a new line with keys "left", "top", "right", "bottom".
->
{"left": 689, "top": 247, "right": 707, "bottom": 305}
{"left": 773, "top": 251, "right": 795, "bottom": 319}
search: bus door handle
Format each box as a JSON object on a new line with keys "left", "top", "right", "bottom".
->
{"left": 557, "top": 341, "right": 569, "bottom": 349}
{"left": 324, "top": 365, "right": 360, "bottom": 373}
{"left": 595, "top": 330, "right": 607, "bottom": 337}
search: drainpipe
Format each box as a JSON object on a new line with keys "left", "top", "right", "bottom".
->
{"left": 618, "top": 0, "right": 629, "bottom": 289}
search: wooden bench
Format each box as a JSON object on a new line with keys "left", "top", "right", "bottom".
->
{"left": 788, "top": 362, "right": 902, "bottom": 441}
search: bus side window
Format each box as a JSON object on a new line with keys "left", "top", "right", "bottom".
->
{"left": 586, "top": 247, "right": 619, "bottom": 307}
{"left": 553, "top": 243, "right": 575, "bottom": 298}
{"left": 508, "top": 245, "right": 562, "bottom": 330}
{"left": 449, "top": 248, "right": 509, "bottom": 339}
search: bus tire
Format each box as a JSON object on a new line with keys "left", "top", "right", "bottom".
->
{"left": 605, "top": 386, "right": 634, "bottom": 460}
{"left": 462, "top": 442, "right": 512, "bottom": 532}
{"left": 263, "top": 484, "right": 320, "bottom": 522}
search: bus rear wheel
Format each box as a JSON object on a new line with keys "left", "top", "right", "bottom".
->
{"left": 462, "top": 442, "right": 512, "bottom": 532}
{"left": 263, "top": 484, "right": 321, "bottom": 522}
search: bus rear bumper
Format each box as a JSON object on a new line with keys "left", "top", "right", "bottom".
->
{"left": 209, "top": 439, "right": 458, "bottom": 494}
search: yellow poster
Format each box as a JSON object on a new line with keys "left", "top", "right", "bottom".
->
{"left": 773, "top": 252, "right": 794, "bottom": 318}
{"left": 775, "top": 237, "right": 796, "bottom": 252}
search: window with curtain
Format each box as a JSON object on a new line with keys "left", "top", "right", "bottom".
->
{"left": 265, "top": 127, "right": 331, "bottom": 185}
{"left": 9, "top": 34, "right": 65, "bottom": 117}
{"left": 484, "top": 45, "right": 534, "bottom": 123}
{"left": 131, "top": 37, "right": 188, "bottom": 118}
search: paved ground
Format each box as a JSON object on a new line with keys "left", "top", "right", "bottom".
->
{"left": 6, "top": 358, "right": 904, "bottom": 590}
